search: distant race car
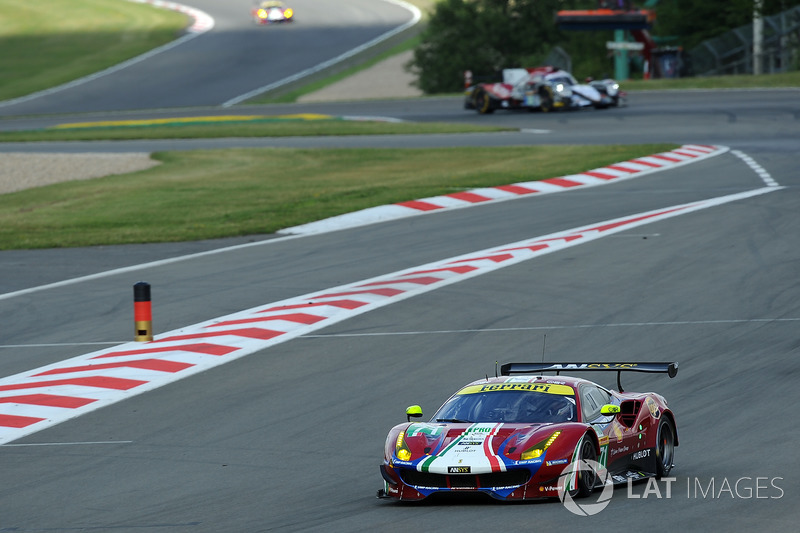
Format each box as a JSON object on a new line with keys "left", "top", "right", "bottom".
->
{"left": 378, "top": 361, "right": 678, "bottom": 501}
{"left": 252, "top": 1, "right": 294, "bottom": 24}
{"left": 464, "top": 66, "right": 624, "bottom": 114}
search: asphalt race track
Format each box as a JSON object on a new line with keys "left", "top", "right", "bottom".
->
{"left": 0, "top": 1, "right": 799, "bottom": 531}
{"left": 0, "top": 0, "right": 415, "bottom": 115}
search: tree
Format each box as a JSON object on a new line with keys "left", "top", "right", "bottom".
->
{"left": 653, "top": 0, "right": 800, "bottom": 50}
{"left": 409, "top": 0, "right": 569, "bottom": 93}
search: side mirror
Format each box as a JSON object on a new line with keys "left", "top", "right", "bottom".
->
{"left": 600, "top": 404, "right": 620, "bottom": 416}
{"left": 406, "top": 405, "right": 423, "bottom": 422}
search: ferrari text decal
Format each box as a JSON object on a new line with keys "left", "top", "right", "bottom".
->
{"left": 458, "top": 383, "right": 574, "bottom": 396}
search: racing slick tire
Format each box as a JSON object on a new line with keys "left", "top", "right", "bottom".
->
{"left": 473, "top": 88, "right": 494, "bottom": 114}
{"left": 655, "top": 418, "right": 676, "bottom": 479}
{"left": 539, "top": 86, "right": 554, "bottom": 113}
{"left": 570, "top": 435, "right": 598, "bottom": 498}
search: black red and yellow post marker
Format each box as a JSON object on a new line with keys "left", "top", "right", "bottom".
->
{"left": 133, "top": 282, "right": 153, "bottom": 342}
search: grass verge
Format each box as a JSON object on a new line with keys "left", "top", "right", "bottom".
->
{"left": 623, "top": 70, "right": 800, "bottom": 91}
{"left": 0, "top": 0, "right": 188, "bottom": 101}
{"left": 0, "top": 144, "right": 677, "bottom": 250}
{"left": 0, "top": 117, "right": 509, "bottom": 142}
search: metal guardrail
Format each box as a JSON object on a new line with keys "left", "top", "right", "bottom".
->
{"left": 689, "top": 5, "right": 800, "bottom": 75}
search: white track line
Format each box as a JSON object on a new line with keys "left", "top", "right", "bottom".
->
{"left": 0, "top": 1, "right": 214, "bottom": 109}
{"left": 302, "top": 317, "right": 800, "bottom": 337}
{"left": 731, "top": 150, "right": 780, "bottom": 188}
{"left": 279, "top": 145, "right": 730, "bottom": 235}
{"left": 0, "top": 185, "right": 783, "bottom": 445}
{"left": 222, "top": 0, "right": 422, "bottom": 106}
{"left": 0, "top": 144, "right": 733, "bottom": 303}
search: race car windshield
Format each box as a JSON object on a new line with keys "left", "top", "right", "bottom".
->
{"left": 433, "top": 390, "right": 576, "bottom": 424}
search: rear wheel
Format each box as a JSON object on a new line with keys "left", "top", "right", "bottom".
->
{"left": 474, "top": 88, "right": 494, "bottom": 114}
{"left": 655, "top": 418, "right": 676, "bottom": 478}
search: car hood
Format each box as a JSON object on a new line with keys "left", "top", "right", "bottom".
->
{"left": 399, "top": 422, "right": 569, "bottom": 475}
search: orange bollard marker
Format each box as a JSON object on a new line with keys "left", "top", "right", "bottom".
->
{"left": 133, "top": 282, "right": 153, "bottom": 342}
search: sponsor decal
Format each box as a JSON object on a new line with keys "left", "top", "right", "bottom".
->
{"left": 610, "top": 445, "right": 630, "bottom": 457}
{"left": 631, "top": 449, "right": 651, "bottom": 461}
{"left": 458, "top": 383, "right": 574, "bottom": 396}
{"left": 448, "top": 466, "right": 471, "bottom": 473}
{"left": 614, "top": 424, "right": 624, "bottom": 443}
{"left": 418, "top": 423, "right": 505, "bottom": 474}
{"left": 552, "top": 363, "right": 641, "bottom": 371}
{"left": 546, "top": 458, "right": 569, "bottom": 466}
{"left": 406, "top": 424, "right": 445, "bottom": 438}
{"left": 646, "top": 397, "right": 661, "bottom": 419}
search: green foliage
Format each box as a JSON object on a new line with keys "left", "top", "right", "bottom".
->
{"left": 412, "top": 0, "right": 800, "bottom": 92}
{"left": 653, "top": 0, "right": 800, "bottom": 50}
{"left": 410, "top": 0, "right": 572, "bottom": 93}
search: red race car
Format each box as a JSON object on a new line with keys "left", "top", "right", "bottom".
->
{"left": 252, "top": 1, "right": 294, "bottom": 24}
{"left": 379, "top": 361, "right": 678, "bottom": 501}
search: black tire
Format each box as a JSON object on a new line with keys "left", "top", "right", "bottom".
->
{"left": 572, "top": 436, "right": 597, "bottom": 498}
{"left": 539, "top": 86, "right": 554, "bottom": 113}
{"left": 655, "top": 417, "right": 676, "bottom": 478}
{"left": 474, "top": 88, "right": 494, "bottom": 114}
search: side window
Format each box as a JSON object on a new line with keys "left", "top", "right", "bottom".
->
{"left": 580, "top": 385, "right": 612, "bottom": 422}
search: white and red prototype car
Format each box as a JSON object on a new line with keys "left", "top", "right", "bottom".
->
{"left": 465, "top": 66, "right": 624, "bottom": 114}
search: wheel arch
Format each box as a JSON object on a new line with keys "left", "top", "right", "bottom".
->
{"left": 582, "top": 426, "right": 602, "bottom": 455}
{"left": 661, "top": 410, "right": 679, "bottom": 446}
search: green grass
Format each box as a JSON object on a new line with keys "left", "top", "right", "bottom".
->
{"left": 0, "top": 0, "right": 188, "bottom": 101}
{"left": 624, "top": 70, "right": 800, "bottom": 91}
{"left": 0, "top": 144, "right": 677, "bottom": 250}
{"left": 0, "top": 117, "right": 509, "bottom": 142}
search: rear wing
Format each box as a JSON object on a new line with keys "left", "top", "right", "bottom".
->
{"left": 499, "top": 362, "right": 678, "bottom": 392}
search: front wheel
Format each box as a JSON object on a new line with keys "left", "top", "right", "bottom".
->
{"left": 539, "top": 86, "right": 554, "bottom": 113}
{"left": 571, "top": 436, "right": 597, "bottom": 498}
{"left": 655, "top": 417, "right": 676, "bottom": 478}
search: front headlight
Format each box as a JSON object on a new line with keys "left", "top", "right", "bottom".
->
{"left": 553, "top": 83, "right": 572, "bottom": 98}
{"left": 395, "top": 431, "right": 412, "bottom": 461}
{"left": 520, "top": 431, "right": 561, "bottom": 460}
{"left": 284, "top": 8, "right": 293, "bottom": 18}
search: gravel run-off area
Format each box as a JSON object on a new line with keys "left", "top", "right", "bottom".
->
{"left": 0, "top": 153, "right": 160, "bottom": 195}
{"left": 1, "top": 50, "right": 420, "bottom": 195}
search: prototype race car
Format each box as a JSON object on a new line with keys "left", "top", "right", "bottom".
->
{"left": 252, "top": 1, "right": 294, "bottom": 24}
{"left": 378, "top": 361, "right": 678, "bottom": 501}
{"left": 464, "top": 66, "right": 623, "bottom": 114}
